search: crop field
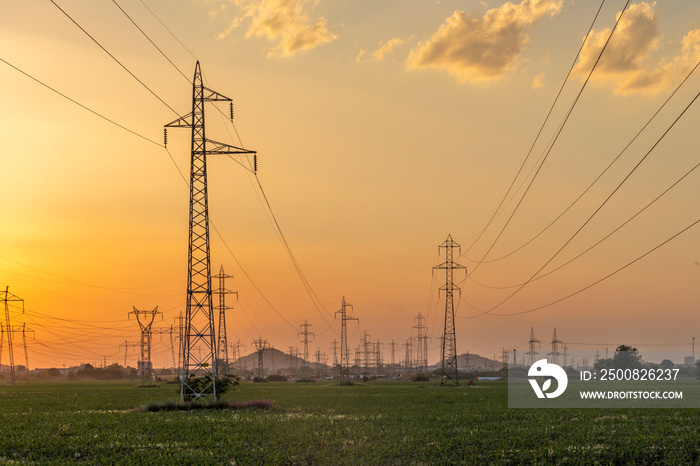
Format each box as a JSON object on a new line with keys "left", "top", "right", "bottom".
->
{"left": 0, "top": 379, "right": 699, "bottom": 464}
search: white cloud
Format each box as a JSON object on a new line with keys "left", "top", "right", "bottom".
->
{"left": 573, "top": 2, "right": 700, "bottom": 96}
{"left": 406, "top": 0, "right": 563, "bottom": 83}
{"left": 217, "top": 0, "right": 337, "bottom": 57}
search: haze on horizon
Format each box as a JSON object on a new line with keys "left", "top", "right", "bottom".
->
{"left": 1, "top": 0, "right": 699, "bottom": 370}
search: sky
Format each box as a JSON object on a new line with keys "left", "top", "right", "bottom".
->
{"left": 1, "top": 0, "right": 700, "bottom": 370}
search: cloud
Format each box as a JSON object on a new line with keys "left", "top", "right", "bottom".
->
{"left": 217, "top": 0, "right": 337, "bottom": 57}
{"left": 371, "top": 38, "right": 408, "bottom": 63}
{"left": 573, "top": 2, "right": 700, "bottom": 95}
{"left": 406, "top": 0, "right": 563, "bottom": 83}
{"left": 532, "top": 72, "right": 546, "bottom": 89}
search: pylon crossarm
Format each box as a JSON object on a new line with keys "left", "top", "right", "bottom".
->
{"left": 203, "top": 87, "right": 232, "bottom": 102}
{"left": 165, "top": 113, "right": 193, "bottom": 128}
{"left": 205, "top": 138, "right": 256, "bottom": 155}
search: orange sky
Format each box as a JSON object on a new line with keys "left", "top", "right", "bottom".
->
{"left": 1, "top": 0, "right": 700, "bottom": 369}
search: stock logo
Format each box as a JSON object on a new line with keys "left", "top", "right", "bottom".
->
{"left": 528, "top": 359, "right": 568, "bottom": 399}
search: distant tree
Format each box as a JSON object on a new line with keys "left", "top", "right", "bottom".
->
{"left": 659, "top": 359, "right": 675, "bottom": 370}
{"left": 46, "top": 368, "right": 61, "bottom": 378}
{"left": 612, "top": 345, "right": 642, "bottom": 370}
{"left": 16, "top": 365, "right": 27, "bottom": 372}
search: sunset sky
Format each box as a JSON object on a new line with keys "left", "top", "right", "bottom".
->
{"left": 1, "top": 0, "right": 700, "bottom": 369}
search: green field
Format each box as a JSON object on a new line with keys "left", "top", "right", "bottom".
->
{"left": 0, "top": 379, "right": 698, "bottom": 464}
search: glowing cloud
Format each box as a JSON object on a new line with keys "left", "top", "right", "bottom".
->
{"left": 406, "top": 0, "right": 563, "bottom": 83}
{"left": 532, "top": 72, "right": 546, "bottom": 89}
{"left": 574, "top": 2, "right": 700, "bottom": 96}
{"left": 371, "top": 37, "right": 408, "bottom": 63}
{"left": 218, "top": 0, "right": 337, "bottom": 57}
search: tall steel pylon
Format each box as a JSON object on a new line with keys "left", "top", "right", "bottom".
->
{"left": 214, "top": 265, "right": 236, "bottom": 376}
{"left": 335, "top": 297, "right": 358, "bottom": 377}
{"left": 527, "top": 327, "right": 540, "bottom": 366}
{"left": 1, "top": 287, "right": 24, "bottom": 384}
{"left": 413, "top": 313, "right": 429, "bottom": 374}
{"left": 129, "top": 306, "right": 161, "bottom": 386}
{"left": 252, "top": 337, "right": 269, "bottom": 378}
{"left": 549, "top": 328, "right": 563, "bottom": 365}
{"left": 298, "top": 320, "right": 314, "bottom": 370}
{"left": 165, "top": 61, "right": 256, "bottom": 402}
{"left": 433, "top": 234, "right": 466, "bottom": 386}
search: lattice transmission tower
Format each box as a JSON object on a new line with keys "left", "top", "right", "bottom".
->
{"left": 335, "top": 297, "right": 358, "bottom": 377}
{"left": 1, "top": 287, "right": 24, "bottom": 384}
{"left": 413, "top": 313, "right": 430, "bottom": 374}
{"left": 298, "top": 320, "right": 314, "bottom": 371}
{"left": 129, "top": 306, "right": 161, "bottom": 386}
{"left": 549, "top": 328, "right": 563, "bottom": 365}
{"left": 433, "top": 234, "right": 466, "bottom": 386}
{"left": 252, "top": 338, "right": 270, "bottom": 379}
{"left": 527, "top": 327, "right": 541, "bottom": 366}
{"left": 214, "top": 265, "right": 236, "bottom": 376}
{"left": 165, "top": 61, "right": 256, "bottom": 402}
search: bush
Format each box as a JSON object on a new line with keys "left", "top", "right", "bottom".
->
{"left": 267, "top": 374, "right": 287, "bottom": 382}
{"left": 181, "top": 374, "right": 240, "bottom": 401}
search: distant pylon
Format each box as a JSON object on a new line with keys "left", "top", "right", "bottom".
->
{"left": 129, "top": 306, "right": 161, "bottom": 386}
{"left": 298, "top": 320, "right": 314, "bottom": 369}
{"left": 165, "top": 61, "right": 256, "bottom": 402}
{"left": 413, "top": 313, "right": 430, "bottom": 374}
{"left": 2, "top": 287, "right": 24, "bottom": 384}
{"left": 214, "top": 265, "right": 237, "bottom": 376}
{"left": 433, "top": 235, "right": 466, "bottom": 386}
{"left": 549, "top": 328, "right": 563, "bottom": 365}
{"left": 252, "top": 337, "right": 269, "bottom": 378}
{"left": 527, "top": 327, "right": 540, "bottom": 366}
{"left": 335, "top": 297, "right": 358, "bottom": 377}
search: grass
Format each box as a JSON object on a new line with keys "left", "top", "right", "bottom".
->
{"left": 0, "top": 379, "right": 698, "bottom": 464}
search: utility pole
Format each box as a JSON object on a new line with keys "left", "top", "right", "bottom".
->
{"left": 413, "top": 313, "right": 429, "bottom": 374}
{"left": 335, "top": 297, "right": 358, "bottom": 377}
{"left": 527, "top": 327, "right": 540, "bottom": 366}
{"left": 165, "top": 62, "right": 256, "bottom": 402}
{"left": 1, "top": 287, "right": 24, "bottom": 384}
{"left": 433, "top": 235, "right": 466, "bottom": 386}
{"left": 214, "top": 265, "right": 236, "bottom": 376}
{"left": 129, "top": 306, "right": 161, "bottom": 386}
{"left": 298, "top": 320, "right": 314, "bottom": 371}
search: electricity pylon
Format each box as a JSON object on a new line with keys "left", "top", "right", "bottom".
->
{"left": 1, "top": 287, "right": 24, "bottom": 384}
{"left": 165, "top": 61, "right": 256, "bottom": 402}
{"left": 549, "top": 328, "right": 563, "bottom": 365}
{"left": 252, "top": 338, "right": 269, "bottom": 378}
{"left": 413, "top": 313, "right": 430, "bottom": 374}
{"left": 527, "top": 327, "right": 540, "bottom": 366}
{"left": 433, "top": 234, "right": 466, "bottom": 386}
{"left": 119, "top": 340, "right": 140, "bottom": 369}
{"left": 298, "top": 320, "right": 314, "bottom": 369}
{"left": 214, "top": 265, "right": 236, "bottom": 376}
{"left": 335, "top": 297, "right": 358, "bottom": 377}
{"left": 129, "top": 306, "right": 161, "bottom": 386}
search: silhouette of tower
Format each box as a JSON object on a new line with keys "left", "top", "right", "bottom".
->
{"left": 129, "top": 306, "right": 161, "bottom": 386}
{"left": 335, "top": 297, "right": 358, "bottom": 377}
{"left": 433, "top": 235, "right": 466, "bottom": 385}
{"left": 165, "top": 62, "right": 256, "bottom": 402}
{"left": 298, "top": 320, "right": 314, "bottom": 369}
{"left": 214, "top": 265, "right": 236, "bottom": 376}
{"left": 527, "top": 327, "right": 540, "bottom": 366}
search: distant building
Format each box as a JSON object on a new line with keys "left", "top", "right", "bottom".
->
{"left": 684, "top": 356, "right": 695, "bottom": 367}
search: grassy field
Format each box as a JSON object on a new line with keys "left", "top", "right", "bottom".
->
{"left": 0, "top": 379, "right": 698, "bottom": 464}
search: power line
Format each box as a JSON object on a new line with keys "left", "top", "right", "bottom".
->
{"left": 468, "top": 56, "right": 700, "bottom": 268}
{"left": 463, "top": 0, "right": 608, "bottom": 256}
{"left": 49, "top": 0, "right": 180, "bottom": 116}
{"left": 111, "top": 0, "right": 191, "bottom": 83}
{"left": 138, "top": 0, "right": 198, "bottom": 61}
{"left": 0, "top": 57, "right": 162, "bottom": 147}
{"left": 482, "top": 84, "right": 700, "bottom": 313}
{"left": 466, "top": 0, "right": 632, "bottom": 277}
